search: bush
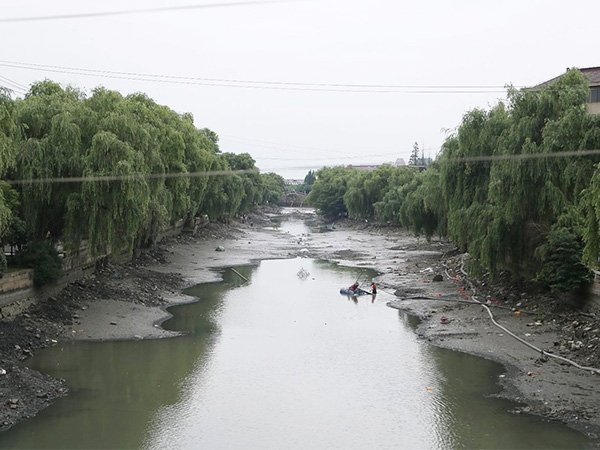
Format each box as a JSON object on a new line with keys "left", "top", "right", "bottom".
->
{"left": 13, "top": 241, "right": 63, "bottom": 287}
{"left": 535, "top": 227, "right": 590, "bottom": 292}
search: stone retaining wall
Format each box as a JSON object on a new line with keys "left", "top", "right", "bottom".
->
{"left": 0, "top": 222, "right": 189, "bottom": 318}
{"left": 0, "top": 270, "right": 34, "bottom": 296}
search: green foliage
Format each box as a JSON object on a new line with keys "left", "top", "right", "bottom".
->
{"left": 0, "top": 182, "right": 25, "bottom": 249}
{"left": 13, "top": 241, "right": 63, "bottom": 286}
{"left": 3, "top": 68, "right": 599, "bottom": 297}
{"left": 344, "top": 165, "right": 397, "bottom": 219}
{"left": 306, "top": 166, "right": 354, "bottom": 216}
{"left": 373, "top": 167, "right": 417, "bottom": 223}
{"left": 301, "top": 68, "right": 600, "bottom": 293}
{"left": 0, "top": 90, "right": 19, "bottom": 240}
{"left": 303, "top": 170, "right": 316, "bottom": 186}
{"left": 261, "top": 172, "right": 286, "bottom": 204}
{"left": 408, "top": 142, "right": 420, "bottom": 166}
{"left": 535, "top": 226, "right": 590, "bottom": 292}
{"left": 399, "top": 164, "right": 445, "bottom": 239}
{"left": 1, "top": 79, "right": 272, "bottom": 261}
{"left": 77, "top": 131, "right": 150, "bottom": 256}
{"left": 438, "top": 68, "right": 600, "bottom": 283}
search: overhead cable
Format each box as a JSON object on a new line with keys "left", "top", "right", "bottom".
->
{"left": 0, "top": 60, "right": 510, "bottom": 94}
{"left": 0, "top": 0, "right": 301, "bottom": 23}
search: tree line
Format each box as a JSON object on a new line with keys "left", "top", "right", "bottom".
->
{"left": 307, "top": 69, "right": 600, "bottom": 292}
{"left": 0, "top": 80, "right": 285, "bottom": 282}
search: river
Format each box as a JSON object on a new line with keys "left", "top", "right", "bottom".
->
{"left": 0, "top": 219, "right": 592, "bottom": 449}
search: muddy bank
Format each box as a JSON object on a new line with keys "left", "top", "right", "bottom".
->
{"left": 380, "top": 253, "right": 600, "bottom": 443}
{"left": 1, "top": 206, "right": 600, "bottom": 444}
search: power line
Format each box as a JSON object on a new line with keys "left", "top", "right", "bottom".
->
{"left": 0, "top": 74, "right": 27, "bottom": 90}
{"left": 0, "top": 60, "right": 510, "bottom": 94}
{"left": 0, "top": 75, "right": 28, "bottom": 95}
{"left": 0, "top": 0, "right": 302, "bottom": 23}
{"left": 0, "top": 59, "right": 587, "bottom": 96}
{"left": 0, "top": 84, "right": 25, "bottom": 97}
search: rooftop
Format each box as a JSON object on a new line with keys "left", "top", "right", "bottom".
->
{"left": 534, "top": 66, "right": 600, "bottom": 89}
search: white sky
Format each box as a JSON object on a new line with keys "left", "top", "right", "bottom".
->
{"left": 0, "top": 0, "right": 599, "bottom": 179}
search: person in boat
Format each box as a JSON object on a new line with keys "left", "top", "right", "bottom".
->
{"left": 371, "top": 282, "right": 377, "bottom": 294}
{"left": 349, "top": 282, "right": 360, "bottom": 292}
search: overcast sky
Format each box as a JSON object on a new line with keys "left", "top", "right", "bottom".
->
{"left": 1, "top": 0, "right": 599, "bottom": 179}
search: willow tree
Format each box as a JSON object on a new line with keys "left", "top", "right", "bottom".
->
{"left": 344, "top": 165, "right": 398, "bottom": 219}
{"left": 438, "top": 68, "right": 600, "bottom": 281}
{"left": 69, "top": 131, "right": 150, "bottom": 256}
{"left": 89, "top": 90, "right": 168, "bottom": 248}
{"left": 179, "top": 115, "right": 215, "bottom": 223}
{"left": 14, "top": 81, "right": 90, "bottom": 241}
{"left": 373, "top": 166, "right": 417, "bottom": 223}
{"left": 580, "top": 111, "right": 600, "bottom": 265}
{"left": 222, "top": 152, "right": 262, "bottom": 212}
{"left": 202, "top": 156, "right": 229, "bottom": 219}
{"left": 0, "top": 89, "right": 19, "bottom": 272}
{"left": 399, "top": 164, "right": 445, "bottom": 239}
{"left": 121, "top": 93, "right": 191, "bottom": 225}
{"left": 439, "top": 104, "right": 510, "bottom": 260}
{"left": 486, "top": 70, "right": 599, "bottom": 276}
{"left": 306, "top": 166, "right": 354, "bottom": 217}
{"left": 261, "top": 172, "right": 286, "bottom": 204}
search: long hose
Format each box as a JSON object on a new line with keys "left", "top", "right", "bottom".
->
{"left": 454, "top": 255, "right": 600, "bottom": 376}
{"left": 384, "top": 256, "right": 600, "bottom": 376}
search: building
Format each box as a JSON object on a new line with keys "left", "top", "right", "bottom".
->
{"left": 346, "top": 164, "right": 380, "bottom": 172}
{"left": 534, "top": 66, "right": 600, "bottom": 114}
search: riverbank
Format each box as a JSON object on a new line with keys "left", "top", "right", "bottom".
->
{"left": 1, "top": 206, "right": 600, "bottom": 444}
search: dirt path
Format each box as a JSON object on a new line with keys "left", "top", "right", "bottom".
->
{"left": 1, "top": 206, "right": 600, "bottom": 444}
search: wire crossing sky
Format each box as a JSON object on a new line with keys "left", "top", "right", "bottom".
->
{"left": 1, "top": 0, "right": 598, "bottom": 178}
{"left": 0, "top": 0, "right": 305, "bottom": 23}
{"left": 0, "top": 60, "right": 511, "bottom": 93}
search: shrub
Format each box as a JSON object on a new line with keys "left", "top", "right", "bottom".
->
{"left": 13, "top": 241, "right": 63, "bottom": 287}
{"left": 535, "top": 227, "right": 590, "bottom": 292}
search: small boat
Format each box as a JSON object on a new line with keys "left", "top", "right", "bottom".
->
{"left": 339, "top": 288, "right": 372, "bottom": 296}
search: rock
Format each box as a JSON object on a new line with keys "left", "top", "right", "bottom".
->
{"left": 215, "top": 245, "right": 225, "bottom": 252}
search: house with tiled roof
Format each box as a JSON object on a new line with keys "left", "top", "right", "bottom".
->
{"left": 535, "top": 66, "right": 600, "bottom": 114}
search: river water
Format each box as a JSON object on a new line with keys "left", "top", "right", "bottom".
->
{"left": 0, "top": 220, "right": 593, "bottom": 449}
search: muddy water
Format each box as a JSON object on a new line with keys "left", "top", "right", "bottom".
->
{"left": 0, "top": 222, "right": 593, "bottom": 449}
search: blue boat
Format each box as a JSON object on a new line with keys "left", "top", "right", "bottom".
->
{"left": 339, "top": 288, "right": 371, "bottom": 296}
